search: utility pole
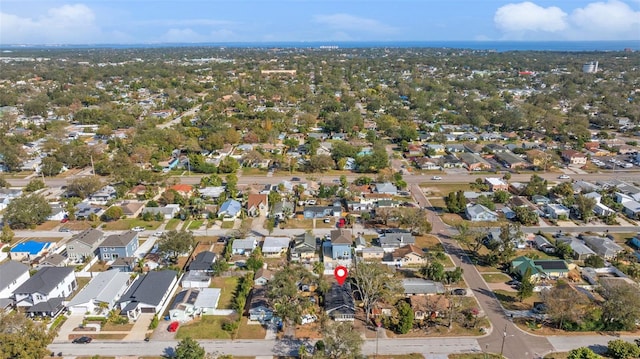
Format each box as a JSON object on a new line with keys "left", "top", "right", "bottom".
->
{"left": 500, "top": 324, "right": 507, "bottom": 357}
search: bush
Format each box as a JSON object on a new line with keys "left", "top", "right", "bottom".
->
{"left": 222, "top": 320, "right": 239, "bottom": 333}
{"left": 607, "top": 339, "right": 640, "bottom": 359}
{"left": 149, "top": 315, "right": 159, "bottom": 329}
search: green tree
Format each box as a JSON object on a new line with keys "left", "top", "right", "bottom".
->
{"left": 607, "top": 339, "right": 640, "bottom": 359}
{"left": 174, "top": 337, "right": 206, "bottom": 359}
{"left": 517, "top": 268, "right": 534, "bottom": 302}
{"left": 318, "top": 322, "right": 364, "bottom": 359}
{"left": 420, "top": 261, "right": 445, "bottom": 281}
{"left": 24, "top": 179, "right": 45, "bottom": 192}
{"left": 555, "top": 241, "right": 573, "bottom": 260}
{"left": 397, "top": 207, "right": 432, "bottom": 235}
{"left": 523, "top": 174, "right": 548, "bottom": 197}
{"left": 157, "top": 230, "right": 195, "bottom": 263}
{"left": 246, "top": 247, "right": 264, "bottom": 272}
{"left": 584, "top": 255, "right": 605, "bottom": 268}
{"left": 567, "top": 347, "right": 600, "bottom": 359}
{"left": 0, "top": 224, "right": 14, "bottom": 243}
{"left": 395, "top": 300, "right": 414, "bottom": 334}
{"left": 267, "top": 265, "right": 315, "bottom": 326}
{"left": 514, "top": 206, "right": 539, "bottom": 226}
{"left": 0, "top": 176, "right": 9, "bottom": 188}
{"left": 4, "top": 194, "right": 52, "bottom": 229}
{"left": 101, "top": 206, "right": 124, "bottom": 222}
{"left": 575, "top": 193, "right": 597, "bottom": 222}
{"left": 350, "top": 262, "right": 401, "bottom": 323}
{"left": 600, "top": 281, "right": 640, "bottom": 331}
{"left": 0, "top": 311, "right": 54, "bottom": 359}
{"left": 493, "top": 190, "right": 510, "bottom": 203}
{"left": 40, "top": 156, "right": 64, "bottom": 177}
{"left": 67, "top": 176, "right": 103, "bottom": 199}
{"left": 445, "top": 190, "right": 466, "bottom": 213}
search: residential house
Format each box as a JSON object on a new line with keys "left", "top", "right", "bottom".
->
{"left": 75, "top": 202, "right": 104, "bottom": 220}
{"left": 544, "top": 203, "right": 570, "bottom": 219}
{"left": 98, "top": 231, "right": 139, "bottom": 261}
{"left": 262, "top": 237, "right": 291, "bottom": 257}
{"left": 387, "top": 244, "right": 426, "bottom": 266}
{"left": 531, "top": 195, "right": 551, "bottom": 206}
{"left": 142, "top": 204, "right": 180, "bottom": 220}
{"left": 303, "top": 206, "right": 342, "bottom": 219}
{"left": 218, "top": 199, "right": 242, "bottom": 220}
{"left": 459, "top": 153, "right": 492, "bottom": 171}
{"left": 330, "top": 229, "right": 353, "bottom": 260}
{"left": 526, "top": 149, "right": 551, "bottom": 168}
{"left": 410, "top": 295, "right": 450, "bottom": 320}
{"left": 0, "top": 261, "right": 30, "bottom": 307}
{"left": 414, "top": 157, "right": 441, "bottom": 170}
{"left": 402, "top": 278, "right": 445, "bottom": 296}
{"left": 247, "top": 193, "right": 268, "bottom": 217}
{"left": 119, "top": 201, "right": 145, "bottom": 218}
{"left": 534, "top": 235, "right": 555, "bottom": 254}
{"left": 168, "top": 184, "right": 193, "bottom": 198}
{"left": 232, "top": 237, "right": 258, "bottom": 256}
{"left": 495, "top": 151, "right": 529, "bottom": 169}
{"left": 511, "top": 256, "right": 569, "bottom": 281}
{"left": 110, "top": 257, "right": 137, "bottom": 272}
{"left": 126, "top": 184, "right": 148, "bottom": 199}
{"left": 254, "top": 267, "right": 274, "bottom": 286}
{"left": 187, "top": 251, "right": 216, "bottom": 274}
{"left": 248, "top": 287, "right": 273, "bottom": 322}
{"left": 67, "top": 270, "right": 132, "bottom": 315}
{"left": 67, "top": 228, "right": 104, "bottom": 262}
{"left": 88, "top": 185, "right": 117, "bottom": 205}
{"left": 272, "top": 200, "right": 294, "bottom": 220}
{"left": 14, "top": 267, "right": 76, "bottom": 315}
{"left": 290, "top": 232, "right": 318, "bottom": 262}
{"left": 181, "top": 271, "right": 211, "bottom": 289}
{"left": 37, "top": 253, "right": 67, "bottom": 268}
{"left": 118, "top": 270, "right": 178, "bottom": 321}
{"left": 561, "top": 150, "right": 587, "bottom": 166}
{"left": 439, "top": 154, "right": 464, "bottom": 168}
{"left": 621, "top": 200, "right": 640, "bottom": 219}
{"left": 406, "top": 144, "right": 424, "bottom": 157}
{"left": 582, "top": 236, "right": 623, "bottom": 260}
{"left": 47, "top": 203, "right": 67, "bottom": 221}
{"left": 485, "top": 177, "right": 509, "bottom": 192}
{"left": 325, "top": 283, "right": 355, "bottom": 321}
{"left": 555, "top": 236, "right": 596, "bottom": 260}
{"left": 487, "top": 228, "right": 527, "bottom": 249}
{"left": 10, "top": 241, "right": 53, "bottom": 262}
{"left": 200, "top": 186, "right": 226, "bottom": 199}
{"left": 374, "top": 182, "right": 398, "bottom": 195}
{"left": 594, "top": 203, "right": 615, "bottom": 217}
{"left": 361, "top": 247, "right": 385, "bottom": 260}
{"left": 465, "top": 204, "right": 498, "bottom": 222}
{"left": 379, "top": 232, "right": 416, "bottom": 252}
{"left": 168, "top": 288, "right": 221, "bottom": 322}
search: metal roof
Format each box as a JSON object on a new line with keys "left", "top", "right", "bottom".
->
{"left": 68, "top": 270, "right": 131, "bottom": 307}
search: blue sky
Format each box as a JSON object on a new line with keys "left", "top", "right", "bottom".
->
{"left": 1, "top": 0, "right": 638, "bottom": 44}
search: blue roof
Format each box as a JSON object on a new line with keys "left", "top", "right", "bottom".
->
{"left": 219, "top": 199, "right": 242, "bottom": 216}
{"left": 11, "top": 240, "right": 52, "bottom": 255}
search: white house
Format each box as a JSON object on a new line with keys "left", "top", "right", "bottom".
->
{"left": 0, "top": 261, "right": 30, "bottom": 305}
{"left": 13, "top": 267, "right": 77, "bottom": 308}
{"left": 232, "top": 237, "right": 258, "bottom": 256}
{"left": 67, "top": 270, "right": 131, "bottom": 315}
{"left": 117, "top": 270, "right": 178, "bottom": 321}
{"left": 544, "top": 203, "right": 570, "bottom": 219}
{"left": 168, "top": 288, "right": 221, "bottom": 322}
{"left": 262, "top": 237, "right": 291, "bottom": 257}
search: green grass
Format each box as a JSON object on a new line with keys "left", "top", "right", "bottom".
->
{"left": 481, "top": 273, "right": 512, "bottom": 283}
{"left": 176, "top": 315, "right": 232, "bottom": 339}
{"left": 187, "top": 220, "right": 204, "bottom": 230}
{"left": 544, "top": 353, "right": 570, "bottom": 359}
{"left": 102, "top": 219, "right": 161, "bottom": 231}
{"left": 210, "top": 276, "right": 239, "bottom": 309}
{"left": 221, "top": 221, "right": 235, "bottom": 229}
{"left": 165, "top": 218, "right": 181, "bottom": 230}
{"left": 493, "top": 290, "right": 540, "bottom": 311}
{"left": 421, "top": 183, "right": 473, "bottom": 196}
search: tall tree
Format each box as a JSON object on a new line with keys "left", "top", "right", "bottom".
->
{"left": 517, "top": 268, "right": 534, "bottom": 302}
{"left": 599, "top": 281, "right": 640, "bottom": 331}
{"left": 4, "top": 194, "right": 52, "bottom": 229}
{"left": 67, "top": 176, "right": 104, "bottom": 199}
{"left": 174, "top": 337, "right": 206, "bottom": 359}
{"left": 267, "top": 265, "right": 315, "bottom": 326}
{"left": 397, "top": 207, "right": 432, "bottom": 235}
{"left": 540, "top": 283, "right": 589, "bottom": 330}
{"left": 0, "top": 311, "right": 54, "bottom": 359}
{"left": 350, "top": 262, "right": 401, "bottom": 323}
{"left": 317, "top": 322, "right": 364, "bottom": 359}
{"left": 575, "top": 193, "right": 597, "bottom": 222}
{"left": 157, "top": 230, "right": 195, "bottom": 263}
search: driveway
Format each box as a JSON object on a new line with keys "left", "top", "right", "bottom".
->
{"left": 151, "top": 317, "right": 178, "bottom": 341}
{"left": 53, "top": 314, "right": 84, "bottom": 343}
{"left": 126, "top": 313, "right": 155, "bottom": 340}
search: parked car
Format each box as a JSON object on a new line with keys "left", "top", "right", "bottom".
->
{"left": 60, "top": 218, "right": 69, "bottom": 223}
{"left": 291, "top": 177, "right": 301, "bottom": 182}
{"left": 431, "top": 176, "right": 442, "bottom": 180}
{"left": 451, "top": 289, "right": 467, "bottom": 296}
{"left": 337, "top": 218, "right": 346, "bottom": 228}
{"left": 132, "top": 226, "right": 145, "bottom": 232}
{"left": 301, "top": 314, "right": 317, "bottom": 325}
{"left": 59, "top": 227, "right": 71, "bottom": 232}
{"left": 167, "top": 321, "right": 179, "bottom": 332}
{"left": 506, "top": 280, "right": 520, "bottom": 286}
{"left": 558, "top": 174, "right": 570, "bottom": 179}
{"left": 72, "top": 336, "right": 92, "bottom": 344}
{"left": 323, "top": 218, "right": 331, "bottom": 223}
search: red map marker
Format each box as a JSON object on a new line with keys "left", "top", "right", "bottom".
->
{"left": 334, "top": 265, "right": 348, "bottom": 286}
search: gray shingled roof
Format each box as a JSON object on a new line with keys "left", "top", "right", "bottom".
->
{"left": 14, "top": 267, "right": 74, "bottom": 295}
{"left": 0, "top": 261, "right": 30, "bottom": 291}
{"left": 70, "top": 228, "right": 104, "bottom": 247}
{"left": 118, "top": 270, "right": 177, "bottom": 307}
{"left": 188, "top": 251, "right": 216, "bottom": 271}
{"left": 101, "top": 231, "right": 138, "bottom": 247}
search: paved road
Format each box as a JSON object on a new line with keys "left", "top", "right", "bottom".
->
{"left": 412, "top": 184, "right": 555, "bottom": 358}
{"left": 7, "top": 169, "right": 640, "bottom": 188}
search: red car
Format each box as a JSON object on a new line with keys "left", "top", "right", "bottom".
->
{"left": 167, "top": 321, "right": 179, "bottom": 332}
{"left": 61, "top": 218, "right": 69, "bottom": 223}
{"left": 337, "top": 218, "right": 346, "bottom": 228}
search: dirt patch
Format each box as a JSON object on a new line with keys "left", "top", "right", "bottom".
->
{"left": 35, "top": 221, "right": 61, "bottom": 231}
{"left": 294, "top": 321, "right": 323, "bottom": 339}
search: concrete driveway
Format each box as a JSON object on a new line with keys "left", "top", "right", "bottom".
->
{"left": 53, "top": 314, "right": 85, "bottom": 343}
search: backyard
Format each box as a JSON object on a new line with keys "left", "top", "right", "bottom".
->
{"left": 210, "top": 276, "right": 239, "bottom": 310}
{"left": 102, "top": 219, "right": 161, "bottom": 231}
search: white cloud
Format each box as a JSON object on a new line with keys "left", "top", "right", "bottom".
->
{"left": 313, "top": 13, "right": 398, "bottom": 35}
{"left": 0, "top": 4, "right": 105, "bottom": 44}
{"left": 137, "top": 19, "right": 236, "bottom": 27}
{"left": 160, "top": 28, "right": 207, "bottom": 43}
{"left": 494, "top": 2, "right": 568, "bottom": 33}
{"left": 494, "top": 0, "right": 640, "bottom": 40}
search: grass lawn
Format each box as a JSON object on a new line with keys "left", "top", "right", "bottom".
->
{"left": 176, "top": 315, "right": 233, "bottom": 339}
{"left": 102, "top": 219, "right": 161, "bottom": 231}
{"left": 516, "top": 248, "right": 556, "bottom": 260}
{"left": 165, "top": 218, "right": 181, "bottom": 230}
{"left": 101, "top": 323, "right": 134, "bottom": 331}
{"left": 210, "top": 276, "right": 239, "bottom": 310}
{"left": 368, "top": 355, "right": 425, "bottom": 359}
{"left": 493, "top": 289, "right": 540, "bottom": 311}
{"left": 242, "top": 167, "right": 268, "bottom": 176}
{"left": 421, "top": 183, "right": 473, "bottom": 196}
{"left": 63, "top": 221, "right": 95, "bottom": 230}
{"left": 282, "top": 218, "right": 317, "bottom": 229}
{"left": 544, "top": 353, "right": 570, "bottom": 359}
{"left": 482, "top": 273, "right": 512, "bottom": 283}
{"left": 428, "top": 197, "right": 447, "bottom": 211}
{"left": 236, "top": 317, "right": 266, "bottom": 339}
{"left": 35, "top": 221, "right": 61, "bottom": 231}
{"left": 449, "top": 354, "right": 502, "bottom": 359}
{"left": 187, "top": 220, "right": 204, "bottom": 230}
{"left": 221, "top": 221, "right": 235, "bottom": 229}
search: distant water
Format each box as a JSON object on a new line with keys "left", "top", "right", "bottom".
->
{"left": 2, "top": 41, "right": 639, "bottom": 52}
